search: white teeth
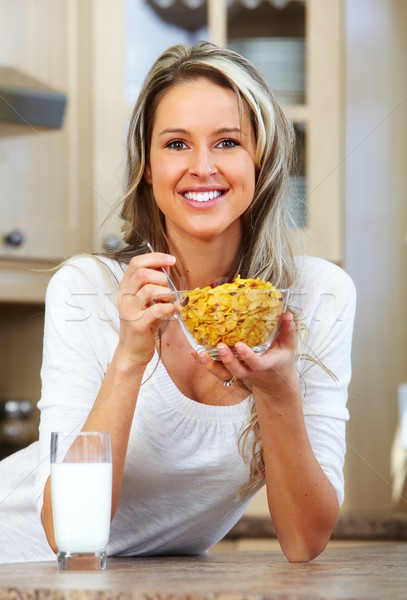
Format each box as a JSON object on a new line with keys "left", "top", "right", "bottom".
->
{"left": 184, "top": 190, "right": 223, "bottom": 202}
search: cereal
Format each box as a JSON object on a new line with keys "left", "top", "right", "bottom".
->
{"left": 179, "top": 275, "right": 284, "bottom": 348}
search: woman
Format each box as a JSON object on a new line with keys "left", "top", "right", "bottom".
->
{"left": 0, "top": 42, "right": 356, "bottom": 563}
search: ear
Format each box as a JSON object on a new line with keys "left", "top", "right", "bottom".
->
{"left": 144, "top": 164, "right": 152, "bottom": 185}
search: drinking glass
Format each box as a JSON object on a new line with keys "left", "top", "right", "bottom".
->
{"left": 50, "top": 431, "right": 112, "bottom": 571}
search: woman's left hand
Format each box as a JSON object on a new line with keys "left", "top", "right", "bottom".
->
{"left": 195, "top": 311, "right": 298, "bottom": 396}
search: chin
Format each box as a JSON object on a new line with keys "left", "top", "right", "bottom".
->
{"left": 187, "top": 218, "right": 241, "bottom": 240}
{"left": 190, "top": 229, "right": 228, "bottom": 242}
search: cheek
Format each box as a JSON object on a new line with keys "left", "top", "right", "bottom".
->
{"left": 235, "top": 160, "right": 256, "bottom": 192}
{"left": 236, "top": 171, "right": 256, "bottom": 211}
{"left": 148, "top": 158, "right": 181, "bottom": 187}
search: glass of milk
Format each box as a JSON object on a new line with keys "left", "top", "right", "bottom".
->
{"left": 50, "top": 431, "right": 112, "bottom": 570}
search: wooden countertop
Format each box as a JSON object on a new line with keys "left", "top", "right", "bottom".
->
{"left": 0, "top": 542, "right": 406, "bottom": 600}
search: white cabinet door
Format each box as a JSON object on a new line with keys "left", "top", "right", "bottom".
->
{"left": 0, "top": 0, "right": 92, "bottom": 261}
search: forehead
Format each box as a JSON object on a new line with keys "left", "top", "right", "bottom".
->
{"left": 152, "top": 77, "right": 250, "bottom": 130}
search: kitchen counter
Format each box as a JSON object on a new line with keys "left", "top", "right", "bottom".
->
{"left": 1, "top": 542, "right": 406, "bottom": 600}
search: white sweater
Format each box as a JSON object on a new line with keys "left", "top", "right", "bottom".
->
{"left": 0, "top": 255, "right": 356, "bottom": 563}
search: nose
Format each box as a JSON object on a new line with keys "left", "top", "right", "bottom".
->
{"left": 189, "top": 147, "right": 217, "bottom": 178}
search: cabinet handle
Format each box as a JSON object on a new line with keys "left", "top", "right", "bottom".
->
{"left": 4, "top": 229, "right": 25, "bottom": 247}
{"left": 102, "top": 234, "right": 122, "bottom": 252}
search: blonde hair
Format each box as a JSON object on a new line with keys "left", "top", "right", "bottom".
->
{"left": 112, "top": 41, "right": 299, "bottom": 498}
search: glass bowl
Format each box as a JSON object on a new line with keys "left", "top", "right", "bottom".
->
{"left": 169, "top": 278, "right": 289, "bottom": 360}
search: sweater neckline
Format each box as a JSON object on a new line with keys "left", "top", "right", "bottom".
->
{"left": 148, "top": 351, "right": 252, "bottom": 423}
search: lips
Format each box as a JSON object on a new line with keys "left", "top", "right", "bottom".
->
{"left": 182, "top": 190, "right": 225, "bottom": 203}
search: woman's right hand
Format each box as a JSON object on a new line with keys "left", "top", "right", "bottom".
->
{"left": 115, "top": 252, "right": 176, "bottom": 369}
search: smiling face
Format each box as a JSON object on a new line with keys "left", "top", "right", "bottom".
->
{"left": 145, "top": 77, "right": 257, "bottom": 246}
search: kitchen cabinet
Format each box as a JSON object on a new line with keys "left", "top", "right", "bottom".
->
{"left": 0, "top": 0, "right": 93, "bottom": 274}
{"left": 0, "top": 0, "right": 127, "bottom": 302}
{"left": 0, "top": 0, "right": 96, "bottom": 454}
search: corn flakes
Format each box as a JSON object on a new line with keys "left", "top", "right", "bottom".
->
{"left": 179, "top": 275, "right": 284, "bottom": 348}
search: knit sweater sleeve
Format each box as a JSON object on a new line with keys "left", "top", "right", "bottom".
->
{"left": 34, "top": 256, "right": 121, "bottom": 514}
{"left": 293, "top": 257, "right": 357, "bottom": 506}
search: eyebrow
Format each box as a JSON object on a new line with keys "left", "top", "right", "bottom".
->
{"left": 158, "top": 127, "right": 245, "bottom": 137}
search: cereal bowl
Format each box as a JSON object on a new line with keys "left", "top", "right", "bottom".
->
{"left": 171, "top": 276, "right": 289, "bottom": 360}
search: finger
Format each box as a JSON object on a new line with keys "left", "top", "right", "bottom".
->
{"left": 124, "top": 265, "right": 172, "bottom": 294}
{"left": 233, "top": 342, "right": 265, "bottom": 372}
{"left": 121, "top": 253, "right": 176, "bottom": 288}
{"left": 131, "top": 251, "right": 176, "bottom": 270}
{"left": 275, "top": 311, "right": 296, "bottom": 350}
{"left": 148, "top": 301, "right": 175, "bottom": 327}
{"left": 137, "top": 282, "right": 174, "bottom": 307}
{"left": 234, "top": 315, "right": 296, "bottom": 366}
{"left": 119, "top": 299, "right": 175, "bottom": 329}
{"left": 119, "top": 283, "right": 175, "bottom": 323}
{"left": 216, "top": 344, "right": 249, "bottom": 379}
{"left": 196, "top": 349, "right": 235, "bottom": 382}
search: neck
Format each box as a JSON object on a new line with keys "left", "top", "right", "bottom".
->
{"left": 169, "top": 233, "right": 242, "bottom": 290}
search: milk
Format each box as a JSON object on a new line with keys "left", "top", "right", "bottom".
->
{"left": 51, "top": 462, "right": 112, "bottom": 553}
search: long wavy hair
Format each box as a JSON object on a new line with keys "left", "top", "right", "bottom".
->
{"left": 111, "top": 41, "right": 299, "bottom": 498}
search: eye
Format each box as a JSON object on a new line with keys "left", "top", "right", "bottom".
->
{"left": 166, "top": 139, "right": 188, "bottom": 151}
{"left": 216, "top": 138, "right": 240, "bottom": 149}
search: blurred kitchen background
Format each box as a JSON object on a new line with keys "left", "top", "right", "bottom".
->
{"left": 0, "top": 0, "right": 406, "bottom": 525}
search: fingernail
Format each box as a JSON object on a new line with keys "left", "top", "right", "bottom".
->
{"left": 198, "top": 350, "right": 207, "bottom": 361}
{"left": 165, "top": 255, "right": 176, "bottom": 264}
{"left": 217, "top": 345, "right": 228, "bottom": 356}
